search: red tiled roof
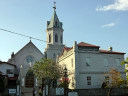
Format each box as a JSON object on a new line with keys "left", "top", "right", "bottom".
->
{"left": 99, "top": 49, "right": 125, "bottom": 54}
{"left": 78, "top": 42, "right": 100, "bottom": 48}
{"left": 64, "top": 47, "right": 73, "bottom": 52}
{"left": 58, "top": 47, "right": 73, "bottom": 57}
{"left": 58, "top": 42, "right": 125, "bottom": 58}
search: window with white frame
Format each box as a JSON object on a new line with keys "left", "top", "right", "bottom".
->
{"left": 85, "top": 58, "right": 90, "bottom": 66}
{"left": 116, "top": 58, "right": 120, "bottom": 66}
{"left": 71, "top": 58, "right": 73, "bottom": 67}
{"left": 87, "top": 76, "right": 91, "bottom": 85}
{"left": 104, "top": 58, "right": 108, "bottom": 66}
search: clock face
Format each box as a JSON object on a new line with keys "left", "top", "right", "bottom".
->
{"left": 26, "top": 56, "right": 34, "bottom": 63}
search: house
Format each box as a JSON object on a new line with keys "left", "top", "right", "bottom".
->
{"left": 57, "top": 41, "right": 126, "bottom": 89}
{"left": 0, "top": 61, "right": 17, "bottom": 95}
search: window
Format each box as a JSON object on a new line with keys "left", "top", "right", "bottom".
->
{"left": 104, "top": 58, "right": 108, "bottom": 66}
{"left": 55, "top": 34, "right": 58, "bottom": 42}
{"left": 55, "top": 21, "right": 58, "bottom": 27}
{"left": 6, "top": 69, "right": 14, "bottom": 74}
{"left": 85, "top": 58, "right": 90, "bottom": 66}
{"left": 49, "top": 34, "right": 51, "bottom": 43}
{"left": 71, "top": 58, "right": 73, "bottom": 67}
{"left": 105, "top": 76, "right": 109, "bottom": 84}
{"left": 61, "top": 35, "right": 62, "bottom": 43}
{"left": 87, "top": 76, "right": 91, "bottom": 85}
{"left": 116, "top": 58, "right": 120, "bottom": 66}
{"left": 25, "top": 70, "right": 34, "bottom": 87}
{"left": 6, "top": 69, "right": 14, "bottom": 77}
{"left": 26, "top": 56, "right": 34, "bottom": 63}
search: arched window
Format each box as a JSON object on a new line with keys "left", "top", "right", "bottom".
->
{"left": 61, "top": 35, "right": 63, "bottom": 43}
{"left": 25, "top": 70, "right": 34, "bottom": 87}
{"left": 55, "top": 21, "right": 58, "bottom": 27}
{"left": 49, "top": 34, "right": 51, "bottom": 43}
{"left": 26, "top": 56, "right": 34, "bottom": 63}
{"left": 55, "top": 34, "right": 58, "bottom": 42}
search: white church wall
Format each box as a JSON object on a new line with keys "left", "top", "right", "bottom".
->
{"left": 14, "top": 42, "right": 43, "bottom": 70}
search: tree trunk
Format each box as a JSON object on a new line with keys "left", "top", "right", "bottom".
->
{"left": 108, "top": 88, "right": 112, "bottom": 96}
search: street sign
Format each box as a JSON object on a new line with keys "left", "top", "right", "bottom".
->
{"left": 9, "top": 89, "right": 16, "bottom": 94}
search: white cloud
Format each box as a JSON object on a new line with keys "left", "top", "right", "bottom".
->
{"left": 96, "top": 0, "right": 128, "bottom": 11}
{"left": 101, "top": 23, "right": 116, "bottom": 28}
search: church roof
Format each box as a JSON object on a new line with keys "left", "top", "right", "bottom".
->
{"left": 14, "top": 41, "right": 44, "bottom": 57}
{"left": 47, "top": 11, "right": 63, "bottom": 29}
{"left": 64, "top": 47, "right": 73, "bottom": 52}
{"left": 78, "top": 42, "right": 100, "bottom": 48}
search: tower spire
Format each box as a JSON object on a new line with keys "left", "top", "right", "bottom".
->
{"left": 53, "top": 2, "right": 56, "bottom": 12}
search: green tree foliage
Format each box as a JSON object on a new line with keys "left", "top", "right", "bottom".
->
{"left": 32, "top": 58, "right": 64, "bottom": 84}
{"left": 121, "top": 57, "right": 128, "bottom": 82}
{"left": 121, "top": 57, "right": 128, "bottom": 72}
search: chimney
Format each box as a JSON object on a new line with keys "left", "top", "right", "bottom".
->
{"left": 108, "top": 46, "right": 112, "bottom": 52}
{"left": 11, "top": 52, "right": 15, "bottom": 58}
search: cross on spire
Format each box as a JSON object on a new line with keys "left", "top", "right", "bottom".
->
{"left": 53, "top": 2, "right": 56, "bottom": 11}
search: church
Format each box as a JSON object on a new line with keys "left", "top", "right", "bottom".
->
{"left": 0, "top": 4, "right": 126, "bottom": 96}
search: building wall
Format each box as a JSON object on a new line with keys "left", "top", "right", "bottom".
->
{"left": 58, "top": 42, "right": 126, "bottom": 89}
{"left": 45, "top": 44, "right": 64, "bottom": 60}
{"left": 58, "top": 48, "right": 76, "bottom": 89}
{"left": 76, "top": 51, "right": 125, "bottom": 89}
{"left": 46, "top": 28, "right": 63, "bottom": 45}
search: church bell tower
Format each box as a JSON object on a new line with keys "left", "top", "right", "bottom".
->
{"left": 45, "top": 3, "right": 64, "bottom": 60}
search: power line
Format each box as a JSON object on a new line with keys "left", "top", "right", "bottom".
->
{"left": 0, "top": 28, "right": 47, "bottom": 42}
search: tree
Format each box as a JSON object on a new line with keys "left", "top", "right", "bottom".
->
{"left": 31, "top": 58, "right": 65, "bottom": 95}
{"left": 121, "top": 57, "right": 128, "bottom": 82}
{"left": 103, "top": 68, "right": 125, "bottom": 96}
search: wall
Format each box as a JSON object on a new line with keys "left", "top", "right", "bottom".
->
{"left": 76, "top": 51, "right": 125, "bottom": 89}
{"left": 58, "top": 48, "right": 76, "bottom": 89}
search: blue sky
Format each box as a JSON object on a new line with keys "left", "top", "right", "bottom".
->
{"left": 0, "top": 0, "right": 128, "bottom": 61}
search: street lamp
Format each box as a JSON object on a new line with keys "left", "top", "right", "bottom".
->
{"left": 64, "top": 66, "right": 67, "bottom": 96}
